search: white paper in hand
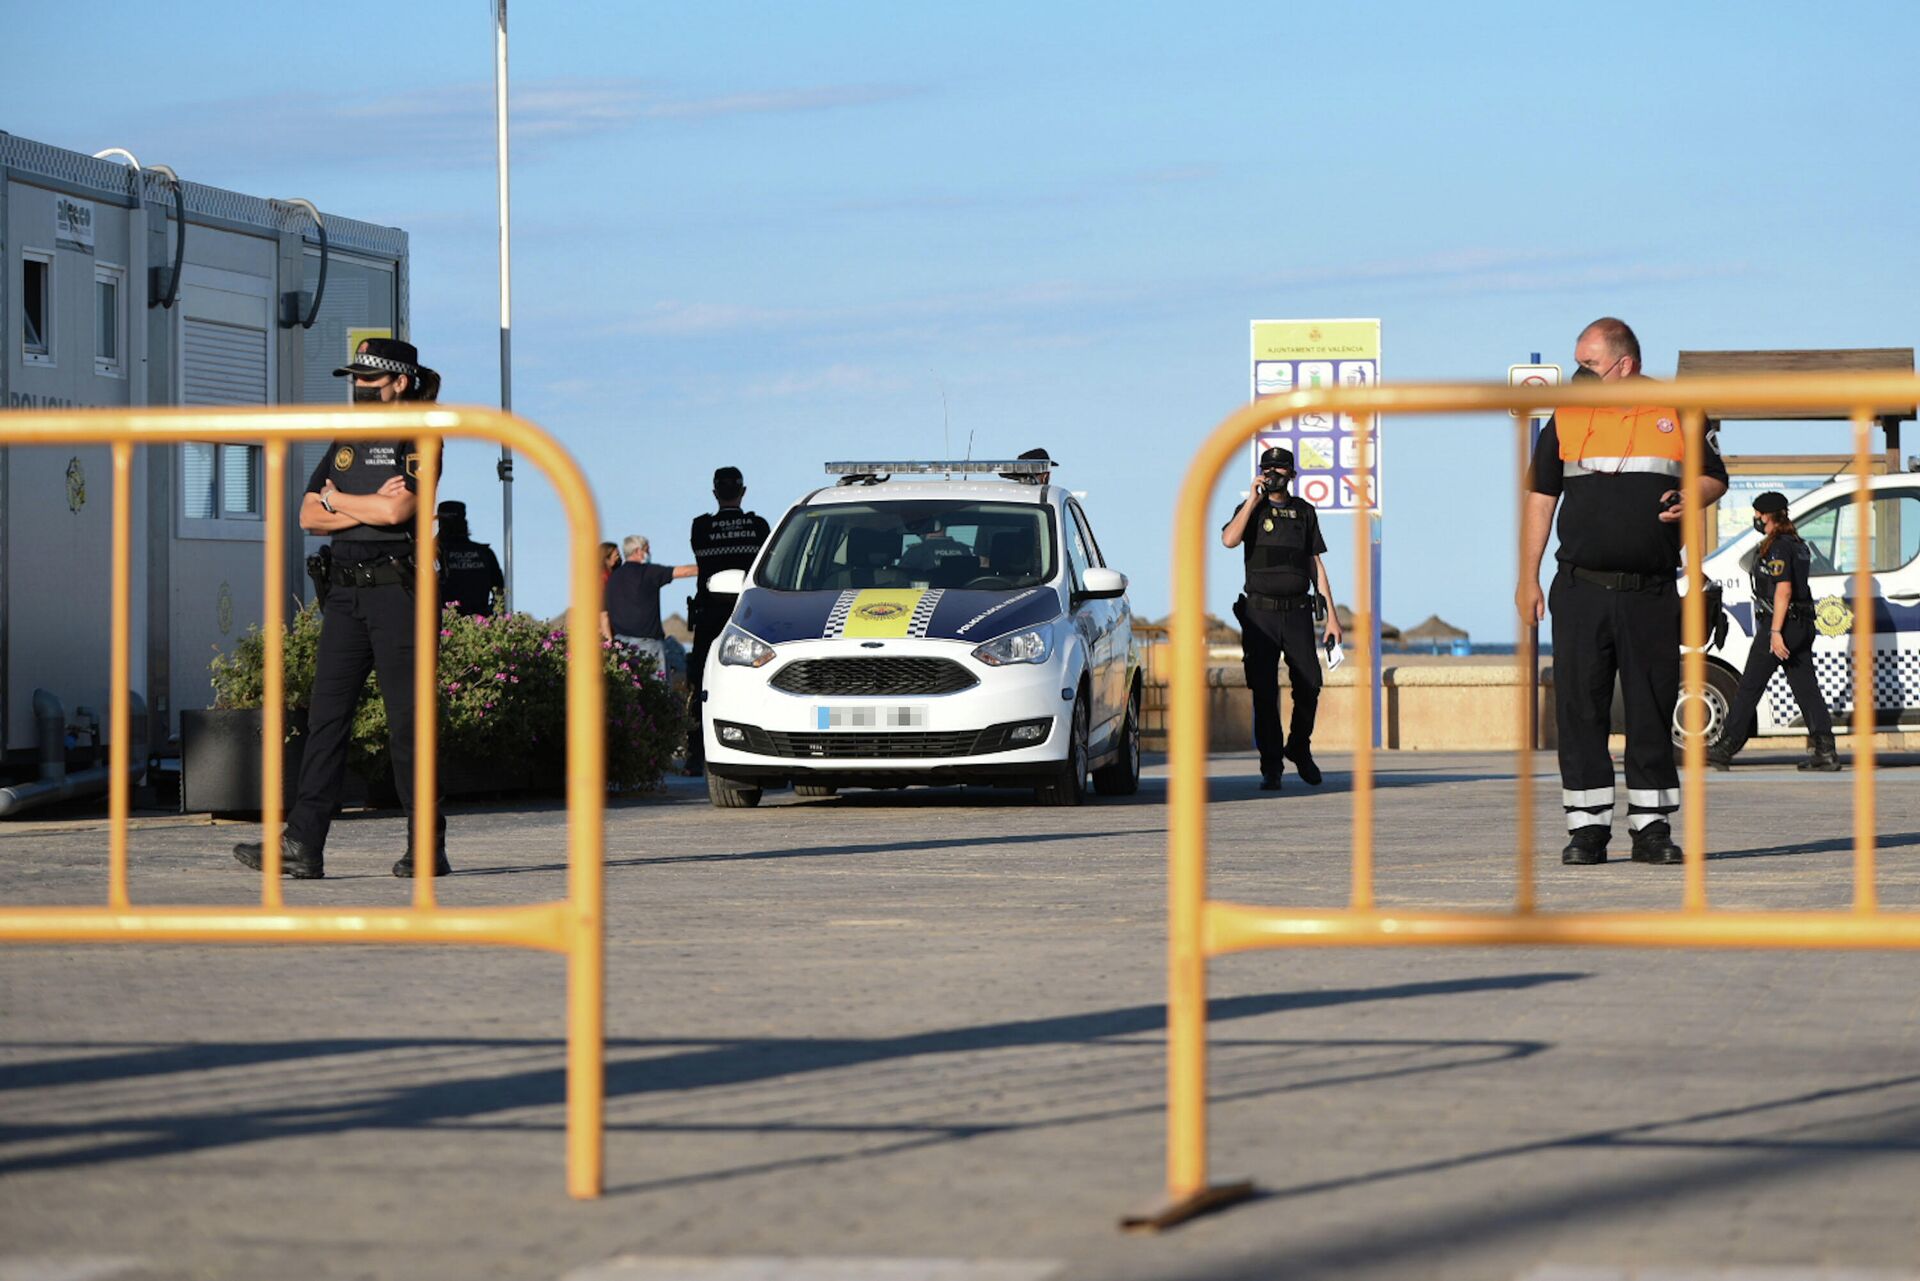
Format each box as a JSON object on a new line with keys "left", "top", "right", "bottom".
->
{"left": 1323, "top": 636, "right": 1345, "bottom": 670}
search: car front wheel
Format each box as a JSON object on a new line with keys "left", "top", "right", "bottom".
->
{"left": 707, "top": 772, "right": 763, "bottom": 809}
{"left": 1035, "top": 693, "right": 1089, "bottom": 807}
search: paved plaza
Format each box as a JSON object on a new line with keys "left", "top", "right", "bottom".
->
{"left": 4, "top": 751, "right": 1920, "bottom": 1280}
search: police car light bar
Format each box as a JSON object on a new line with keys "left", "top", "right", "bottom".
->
{"left": 825, "top": 459, "right": 1050, "bottom": 476}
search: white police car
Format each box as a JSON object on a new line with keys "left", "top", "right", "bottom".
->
{"left": 1684, "top": 472, "right": 1920, "bottom": 744}
{"left": 699, "top": 459, "right": 1140, "bottom": 807}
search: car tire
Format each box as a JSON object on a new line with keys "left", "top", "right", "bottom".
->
{"left": 1092, "top": 683, "right": 1142, "bottom": 797}
{"left": 1673, "top": 663, "right": 1740, "bottom": 749}
{"left": 707, "top": 772, "right": 763, "bottom": 809}
{"left": 1035, "top": 693, "right": 1089, "bottom": 807}
{"left": 794, "top": 784, "right": 837, "bottom": 798}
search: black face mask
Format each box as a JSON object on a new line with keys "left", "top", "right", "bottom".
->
{"left": 1752, "top": 515, "right": 1767, "bottom": 534}
{"left": 1263, "top": 471, "right": 1291, "bottom": 495}
{"left": 351, "top": 384, "right": 384, "bottom": 404}
{"left": 1569, "top": 365, "right": 1601, "bottom": 383}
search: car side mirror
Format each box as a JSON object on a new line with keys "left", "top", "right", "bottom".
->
{"left": 1076, "top": 567, "right": 1127, "bottom": 601}
{"left": 707, "top": 568, "right": 747, "bottom": 595}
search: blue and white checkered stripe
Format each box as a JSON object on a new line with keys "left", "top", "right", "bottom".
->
{"left": 823, "top": 590, "right": 857, "bottom": 640}
{"left": 906, "top": 589, "right": 943, "bottom": 638}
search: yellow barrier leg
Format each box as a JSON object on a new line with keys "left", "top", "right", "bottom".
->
{"left": 1680, "top": 411, "right": 1709, "bottom": 908}
{"left": 564, "top": 473, "right": 607, "bottom": 1200}
{"left": 261, "top": 442, "right": 287, "bottom": 904}
{"left": 108, "top": 443, "right": 133, "bottom": 910}
{"left": 1514, "top": 414, "right": 1536, "bottom": 912}
{"left": 413, "top": 441, "right": 441, "bottom": 908}
{"left": 1850, "top": 410, "right": 1878, "bottom": 912}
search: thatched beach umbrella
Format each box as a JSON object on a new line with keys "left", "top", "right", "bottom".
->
{"left": 1401, "top": 613, "right": 1470, "bottom": 652}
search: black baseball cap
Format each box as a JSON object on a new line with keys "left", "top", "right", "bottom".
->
{"left": 1259, "top": 445, "right": 1295, "bottom": 472}
{"left": 1752, "top": 491, "right": 1790, "bottom": 515}
{"left": 436, "top": 500, "right": 466, "bottom": 519}
{"left": 334, "top": 337, "right": 424, "bottom": 379}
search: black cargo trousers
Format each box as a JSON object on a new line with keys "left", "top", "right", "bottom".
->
{"left": 286, "top": 547, "right": 440, "bottom": 852}
{"left": 1720, "top": 611, "right": 1834, "bottom": 752}
{"left": 1236, "top": 593, "right": 1322, "bottom": 777}
{"left": 1550, "top": 568, "right": 1681, "bottom": 839}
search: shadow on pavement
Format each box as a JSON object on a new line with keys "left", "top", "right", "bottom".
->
{"left": 1192, "top": 1069, "right": 1920, "bottom": 1280}
{"left": 1706, "top": 829, "right": 1920, "bottom": 861}
{"left": 0, "top": 972, "right": 1585, "bottom": 1181}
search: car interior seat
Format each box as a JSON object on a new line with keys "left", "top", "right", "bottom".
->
{"left": 988, "top": 529, "right": 1039, "bottom": 582}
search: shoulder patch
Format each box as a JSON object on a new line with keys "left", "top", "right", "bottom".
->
{"left": 333, "top": 445, "right": 354, "bottom": 471}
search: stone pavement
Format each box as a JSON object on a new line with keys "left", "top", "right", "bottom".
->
{"left": 3, "top": 751, "right": 1919, "bottom": 1281}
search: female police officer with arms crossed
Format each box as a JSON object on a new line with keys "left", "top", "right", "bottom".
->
{"left": 1707, "top": 490, "right": 1840, "bottom": 772}
{"left": 233, "top": 337, "right": 449, "bottom": 879}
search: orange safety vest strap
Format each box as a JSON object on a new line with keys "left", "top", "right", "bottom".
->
{"left": 1557, "top": 405, "right": 1687, "bottom": 477}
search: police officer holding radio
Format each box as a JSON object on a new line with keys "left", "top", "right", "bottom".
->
{"left": 1707, "top": 490, "right": 1840, "bottom": 772}
{"left": 1519, "top": 317, "right": 1728, "bottom": 866}
{"left": 1223, "top": 445, "right": 1342, "bottom": 791}
{"left": 233, "top": 336, "right": 448, "bottom": 880}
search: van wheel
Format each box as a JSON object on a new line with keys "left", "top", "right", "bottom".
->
{"left": 794, "top": 784, "right": 837, "bottom": 798}
{"left": 707, "top": 772, "right": 763, "bottom": 809}
{"left": 1035, "top": 694, "right": 1089, "bottom": 807}
{"left": 1093, "top": 684, "right": 1142, "bottom": 796}
{"left": 1673, "top": 664, "right": 1739, "bottom": 749}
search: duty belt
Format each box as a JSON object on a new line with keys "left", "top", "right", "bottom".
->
{"left": 1569, "top": 567, "right": 1669, "bottom": 593}
{"left": 1758, "top": 601, "right": 1815, "bottom": 620}
{"left": 1243, "top": 591, "right": 1315, "bottom": 612}
{"left": 328, "top": 555, "right": 414, "bottom": 588}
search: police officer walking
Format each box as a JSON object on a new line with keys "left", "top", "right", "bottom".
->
{"left": 1519, "top": 317, "right": 1729, "bottom": 866}
{"left": 233, "top": 336, "right": 448, "bottom": 880}
{"left": 1222, "top": 445, "right": 1342, "bottom": 791}
{"left": 435, "top": 499, "right": 505, "bottom": 618}
{"left": 1707, "top": 491, "right": 1840, "bottom": 772}
{"left": 684, "top": 467, "right": 770, "bottom": 774}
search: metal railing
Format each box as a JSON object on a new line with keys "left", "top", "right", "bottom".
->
{"left": 1133, "top": 373, "right": 1920, "bottom": 1231}
{"left": 0, "top": 405, "right": 606, "bottom": 1199}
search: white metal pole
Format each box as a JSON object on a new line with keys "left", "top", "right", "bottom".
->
{"left": 494, "top": 0, "right": 515, "bottom": 610}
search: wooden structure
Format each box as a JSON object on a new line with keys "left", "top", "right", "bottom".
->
{"left": 1676, "top": 348, "right": 1915, "bottom": 475}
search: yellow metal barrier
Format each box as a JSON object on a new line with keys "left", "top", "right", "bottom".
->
{"left": 1131, "top": 373, "right": 1920, "bottom": 1231}
{"left": 0, "top": 405, "right": 606, "bottom": 1199}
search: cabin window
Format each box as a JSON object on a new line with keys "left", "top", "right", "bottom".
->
{"left": 94, "top": 262, "right": 126, "bottom": 377}
{"left": 22, "top": 250, "right": 53, "bottom": 365}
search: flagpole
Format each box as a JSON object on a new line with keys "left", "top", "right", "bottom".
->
{"left": 493, "top": 0, "right": 515, "bottom": 610}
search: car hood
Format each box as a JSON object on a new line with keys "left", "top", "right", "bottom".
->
{"left": 733, "top": 585, "right": 1062, "bottom": 644}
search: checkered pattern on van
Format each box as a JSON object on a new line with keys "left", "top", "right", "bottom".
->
{"left": 1767, "top": 649, "right": 1920, "bottom": 725}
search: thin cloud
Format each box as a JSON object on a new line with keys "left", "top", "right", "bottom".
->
{"left": 111, "top": 77, "right": 924, "bottom": 174}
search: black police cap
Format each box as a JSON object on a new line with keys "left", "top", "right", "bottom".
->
{"left": 1259, "top": 445, "right": 1295, "bottom": 472}
{"left": 1752, "top": 491, "right": 1791, "bottom": 515}
{"left": 437, "top": 500, "right": 467, "bottom": 519}
{"left": 713, "top": 466, "right": 745, "bottom": 492}
{"left": 333, "top": 336, "right": 424, "bottom": 379}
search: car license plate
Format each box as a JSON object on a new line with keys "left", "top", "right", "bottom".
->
{"left": 817, "top": 705, "right": 926, "bottom": 729}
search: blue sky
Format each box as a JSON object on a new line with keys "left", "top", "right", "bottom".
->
{"left": 11, "top": 1, "right": 1920, "bottom": 641}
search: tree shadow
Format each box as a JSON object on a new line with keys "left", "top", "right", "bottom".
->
{"left": 1707, "top": 829, "right": 1920, "bottom": 861}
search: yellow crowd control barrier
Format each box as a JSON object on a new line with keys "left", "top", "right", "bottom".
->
{"left": 0, "top": 405, "right": 606, "bottom": 1199}
{"left": 1129, "top": 372, "right": 1920, "bottom": 1232}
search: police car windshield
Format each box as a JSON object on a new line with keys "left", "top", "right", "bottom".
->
{"left": 757, "top": 501, "right": 1057, "bottom": 593}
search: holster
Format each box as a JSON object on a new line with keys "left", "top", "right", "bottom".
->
{"left": 306, "top": 547, "right": 333, "bottom": 609}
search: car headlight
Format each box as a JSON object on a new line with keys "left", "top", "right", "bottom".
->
{"left": 717, "top": 626, "right": 776, "bottom": 668}
{"left": 972, "top": 625, "right": 1054, "bottom": 666}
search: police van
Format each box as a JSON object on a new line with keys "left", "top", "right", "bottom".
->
{"left": 698, "top": 459, "right": 1140, "bottom": 807}
{"left": 1688, "top": 473, "right": 1920, "bottom": 744}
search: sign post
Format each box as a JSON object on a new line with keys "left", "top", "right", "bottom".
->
{"left": 1251, "top": 319, "right": 1384, "bottom": 747}
{"left": 1510, "top": 355, "right": 1560, "bottom": 751}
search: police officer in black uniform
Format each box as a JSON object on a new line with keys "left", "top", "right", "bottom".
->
{"left": 683, "top": 466, "right": 770, "bottom": 774}
{"left": 1707, "top": 490, "right": 1839, "bottom": 772}
{"left": 436, "top": 499, "right": 505, "bottom": 618}
{"left": 233, "top": 336, "right": 448, "bottom": 880}
{"left": 1222, "top": 446, "right": 1343, "bottom": 791}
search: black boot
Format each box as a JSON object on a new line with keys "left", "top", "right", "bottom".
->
{"left": 1283, "top": 740, "right": 1323, "bottom": 786}
{"left": 1797, "top": 731, "right": 1842, "bottom": 773}
{"left": 1630, "top": 820, "right": 1684, "bottom": 865}
{"left": 393, "top": 817, "right": 452, "bottom": 878}
{"left": 1705, "top": 742, "right": 1735, "bottom": 772}
{"left": 1561, "top": 828, "right": 1608, "bottom": 865}
{"left": 233, "top": 836, "right": 324, "bottom": 879}
{"left": 1258, "top": 770, "right": 1284, "bottom": 792}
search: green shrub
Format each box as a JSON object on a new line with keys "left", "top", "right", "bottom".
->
{"left": 211, "top": 602, "right": 682, "bottom": 793}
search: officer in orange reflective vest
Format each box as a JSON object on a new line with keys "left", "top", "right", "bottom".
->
{"left": 1518, "top": 318, "right": 1728, "bottom": 866}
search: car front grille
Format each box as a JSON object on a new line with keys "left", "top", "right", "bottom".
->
{"left": 769, "top": 657, "right": 978, "bottom": 697}
{"left": 715, "top": 719, "right": 1051, "bottom": 760}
